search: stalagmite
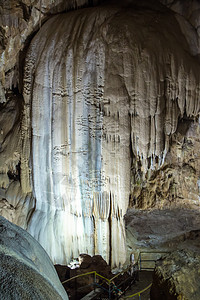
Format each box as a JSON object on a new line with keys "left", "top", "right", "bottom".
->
{"left": 21, "top": 4, "right": 200, "bottom": 267}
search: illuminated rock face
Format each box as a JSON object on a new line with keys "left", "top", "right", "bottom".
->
{"left": 21, "top": 5, "right": 200, "bottom": 267}
{"left": 23, "top": 7, "right": 132, "bottom": 267}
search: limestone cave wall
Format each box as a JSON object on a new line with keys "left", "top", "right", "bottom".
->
{"left": 0, "top": 0, "right": 199, "bottom": 267}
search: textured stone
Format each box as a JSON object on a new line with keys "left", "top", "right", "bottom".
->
{"left": 21, "top": 3, "right": 200, "bottom": 267}
{"left": 0, "top": 0, "right": 101, "bottom": 87}
{"left": 0, "top": 216, "right": 68, "bottom": 300}
{"left": 0, "top": 0, "right": 199, "bottom": 269}
{"left": 125, "top": 208, "right": 200, "bottom": 263}
{"left": 151, "top": 250, "right": 200, "bottom": 300}
{"left": 130, "top": 118, "right": 200, "bottom": 209}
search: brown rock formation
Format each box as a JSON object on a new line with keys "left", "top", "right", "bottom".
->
{"left": 151, "top": 250, "right": 200, "bottom": 300}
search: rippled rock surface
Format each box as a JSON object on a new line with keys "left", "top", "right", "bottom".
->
{"left": 0, "top": 1, "right": 199, "bottom": 268}
{"left": 20, "top": 3, "right": 200, "bottom": 266}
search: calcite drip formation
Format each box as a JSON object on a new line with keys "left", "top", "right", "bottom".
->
{"left": 20, "top": 6, "right": 200, "bottom": 267}
{"left": 0, "top": 0, "right": 200, "bottom": 266}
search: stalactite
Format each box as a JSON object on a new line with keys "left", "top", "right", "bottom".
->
{"left": 22, "top": 4, "right": 200, "bottom": 267}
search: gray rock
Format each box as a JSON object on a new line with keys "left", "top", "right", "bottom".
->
{"left": 0, "top": 216, "right": 68, "bottom": 300}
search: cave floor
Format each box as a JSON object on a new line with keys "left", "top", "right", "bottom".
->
{"left": 121, "top": 270, "right": 153, "bottom": 300}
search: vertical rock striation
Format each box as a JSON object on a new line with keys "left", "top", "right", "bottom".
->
{"left": 22, "top": 4, "right": 200, "bottom": 267}
{"left": 23, "top": 7, "right": 130, "bottom": 266}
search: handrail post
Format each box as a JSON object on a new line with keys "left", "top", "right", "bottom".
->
{"left": 109, "top": 280, "right": 111, "bottom": 299}
{"left": 75, "top": 269, "right": 77, "bottom": 300}
{"left": 94, "top": 271, "right": 96, "bottom": 291}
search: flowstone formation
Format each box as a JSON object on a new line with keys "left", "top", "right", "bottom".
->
{"left": 21, "top": 3, "right": 200, "bottom": 267}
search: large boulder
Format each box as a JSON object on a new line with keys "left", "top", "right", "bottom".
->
{"left": 151, "top": 250, "right": 200, "bottom": 300}
{"left": 0, "top": 216, "right": 68, "bottom": 300}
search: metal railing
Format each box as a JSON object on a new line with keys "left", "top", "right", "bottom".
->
{"left": 62, "top": 264, "right": 138, "bottom": 299}
{"left": 123, "top": 283, "right": 152, "bottom": 299}
{"left": 61, "top": 250, "right": 170, "bottom": 299}
{"left": 138, "top": 251, "right": 169, "bottom": 271}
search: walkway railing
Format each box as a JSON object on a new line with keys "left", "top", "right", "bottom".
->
{"left": 61, "top": 250, "right": 169, "bottom": 299}
{"left": 123, "top": 283, "right": 152, "bottom": 299}
{"left": 138, "top": 251, "right": 169, "bottom": 271}
{"left": 62, "top": 264, "right": 138, "bottom": 299}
